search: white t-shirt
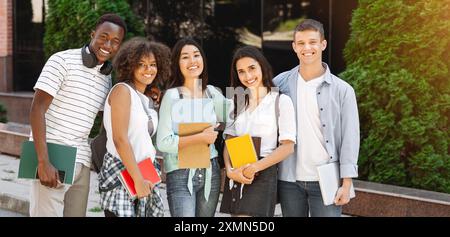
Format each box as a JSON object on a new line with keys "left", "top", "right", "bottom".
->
{"left": 224, "top": 92, "right": 296, "bottom": 157}
{"left": 32, "top": 48, "right": 112, "bottom": 167}
{"left": 296, "top": 73, "right": 330, "bottom": 181}
{"left": 104, "top": 83, "right": 158, "bottom": 163}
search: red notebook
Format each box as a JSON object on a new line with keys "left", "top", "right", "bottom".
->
{"left": 118, "top": 158, "right": 161, "bottom": 199}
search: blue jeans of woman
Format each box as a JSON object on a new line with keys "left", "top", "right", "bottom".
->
{"left": 166, "top": 158, "right": 221, "bottom": 217}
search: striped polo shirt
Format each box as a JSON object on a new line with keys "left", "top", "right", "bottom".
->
{"left": 33, "top": 48, "right": 112, "bottom": 168}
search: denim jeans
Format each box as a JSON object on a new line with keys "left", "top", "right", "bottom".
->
{"left": 166, "top": 158, "right": 221, "bottom": 217}
{"left": 278, "top": 180, "right": 342, "bottom": 217}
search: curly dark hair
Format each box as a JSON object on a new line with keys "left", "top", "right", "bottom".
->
{"left": 113, "top": 37, "right": 171, "bottom": 91}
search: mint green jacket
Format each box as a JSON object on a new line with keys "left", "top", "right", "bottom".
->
{"left": 156, "top": 85, "right": 232, "bottom": 200}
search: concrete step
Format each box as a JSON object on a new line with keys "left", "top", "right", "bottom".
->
{"left": 0, "top": 122, "right": 30, "bottom": 156}
{"left": 0, "top": 208, "right": 26, "bottom": 217}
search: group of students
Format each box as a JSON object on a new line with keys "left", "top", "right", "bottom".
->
{"left": 29, "top": 13, "right": 360, "bottom": 217}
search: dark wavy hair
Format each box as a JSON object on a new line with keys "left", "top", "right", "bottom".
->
{"left": 230, "top": 46, "right": 274, "bottom": 118}
{"left": 113, "top": 37, "right": 171, "bottom": 91}
{"left": 169, "top": 38, "right": 208, "bottom": 91}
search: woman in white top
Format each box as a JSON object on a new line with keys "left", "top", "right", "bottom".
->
{"left": 98, "top": 37, "right": 171, "bottom": 217}
{"left": 220, "top": 46, "right": 297, "bottom": 217}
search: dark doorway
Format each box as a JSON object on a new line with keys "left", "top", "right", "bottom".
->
{"left": 13, "top": 0, "right": 45, "bottom": 92}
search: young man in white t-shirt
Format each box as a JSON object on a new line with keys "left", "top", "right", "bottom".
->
{"left": 273, "top": 19, "right": 360, "bottom": 217}
{"left": 29, "top": 14, "right": 126, "bottom": 217}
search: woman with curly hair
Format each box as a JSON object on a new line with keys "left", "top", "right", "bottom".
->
{"left": 98, "top": 37, "right": 171, "bottom": 217}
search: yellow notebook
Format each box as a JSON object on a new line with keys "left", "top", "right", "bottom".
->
{"left": 225, "top": 134, "right": 258, "bottom": 168}
{"left": 178, "top": 123, "right": 211, "bottom": 168}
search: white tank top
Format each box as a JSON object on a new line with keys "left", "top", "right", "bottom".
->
{"left": 103, "top": 83, "right": 158, "bottom": 163}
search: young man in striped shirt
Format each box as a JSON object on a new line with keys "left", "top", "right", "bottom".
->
{"left": 29, "top": 13, "right": 126, "bottom": 217}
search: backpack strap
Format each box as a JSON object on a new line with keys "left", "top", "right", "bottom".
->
{"left": 176, "top": 86, "right": 212, "bottom": 99}
{"left": 206, "top": 86, "right": 224, "bottom": 130}
{"left": 124, "top": 82, "right": 155, "bottom": 136}
{"left": 275, "top": 92, "right": 280, "bottom": 127}
{"left": 205, "top": 86, "right": 213, "bottom": 99}
{"left": 176, "top": 87, "right": 184, "bottom": 99}
{"left": 275, "top": 92, "right": 280, "bottom": 145}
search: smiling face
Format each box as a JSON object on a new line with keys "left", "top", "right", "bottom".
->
{"left": 90, "top": 21, "right": 125, "bottom": 65}
{"left": 133, "top": 54, "right": 157, "bottom": 92}
{"left": 236, "top": 57, "right": 263, "bottom": 89}
{"left": 292, "top": 30, "right": 327, "bottom": 66}
{"left": 178, "top": 44, "right": 204, "bottom": 80}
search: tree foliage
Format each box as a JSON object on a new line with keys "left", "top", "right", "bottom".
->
{"left": 44, "top": 0, "right": 144, "bottom": 58}
{"left": 128, "top": 0, "right": 222, "bottom": 45}
{"left": 341, "top": 0, "right": 450, "bottom": 192}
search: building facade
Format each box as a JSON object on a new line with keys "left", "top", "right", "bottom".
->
{"left": 0, "top": 0, "right": 14, "bottom": 93}
{"left": 0, "top": 0, "right": 358, "bottom": 123}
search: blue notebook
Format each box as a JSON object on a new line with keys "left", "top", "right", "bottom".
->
{"left": 18, "top": 141, "right": 77, "bottom": 185}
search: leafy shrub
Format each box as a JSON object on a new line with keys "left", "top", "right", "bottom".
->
{"left": 44, "top": 0, "right": 144, "bottom": 58}
{"left": 341, "top": 0, "right": 450, "bottom": 193}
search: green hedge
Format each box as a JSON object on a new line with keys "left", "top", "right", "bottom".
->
{"left": 44, "top": 0, "right": 144, "bottom": 58}
{"left": 340, "top": 0, "right": 450, "bottom": 193}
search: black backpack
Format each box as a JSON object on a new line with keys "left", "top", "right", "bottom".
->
{"left": 90, "top": 124, "right": 107, "bottom": 173}
{"left": 214, "top": 128, "right": 226, "bottom": 169}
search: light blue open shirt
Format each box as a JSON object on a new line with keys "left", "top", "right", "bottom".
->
{"left": 273, "top": 63, "right": 360, "bottom": 182}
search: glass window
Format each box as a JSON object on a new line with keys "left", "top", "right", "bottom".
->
{"left": 262, "top": 0, "right": 330, "bottom": 74}
{"left": 204, "top": 0, "right": 262, "bottom": 90}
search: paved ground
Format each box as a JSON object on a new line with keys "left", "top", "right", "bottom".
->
{"left": 0, "top": 208, "right": 25, "bottom": 217}
{"left": 0, "top": 154, "right": 282, "bottom": 217}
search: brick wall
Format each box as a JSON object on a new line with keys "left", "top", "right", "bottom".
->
{"left": 0, "top": 0, "right": 13, "bottom": 92}
{"left": 0, "top": 0, "right": 13, "bottom": 57}
{"left": 0, "top": 92, "right": 34, "bottom": 123}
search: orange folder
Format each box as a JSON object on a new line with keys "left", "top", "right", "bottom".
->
{"left": 225, "top": 134, "right": 259, "bottom": 168}
{"left": 178, "top": 123, "right": 212, "bottom": 168}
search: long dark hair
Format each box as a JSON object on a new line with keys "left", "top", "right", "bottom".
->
{"left": 230, "top": 45, "right": 274, "bottom": 118}
{"left": 169, "top": 38, "right": 208, "bottom": 91}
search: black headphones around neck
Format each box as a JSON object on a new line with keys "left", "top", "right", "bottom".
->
{"left": 81, "top": 44, "right": 113, "bottom": 75}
